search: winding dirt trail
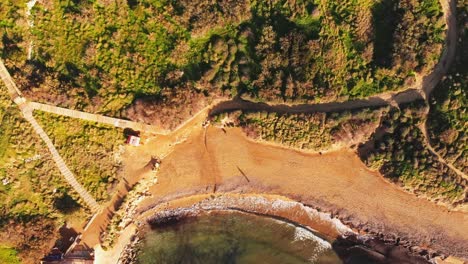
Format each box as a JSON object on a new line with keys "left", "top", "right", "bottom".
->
{"left": 420, "top": 0, "right": 458, "bottom": 98}
{"left": 209, "top": 89, "right": 421, "bottom": 117}
{"left": 22, "top": 106, "right": 100, "bottom": 211}
{"left": 419, "top": 120, "right": 467, "bottom": 181}
{"left": 417, "top": 0, "right": 467, "bottom": 180}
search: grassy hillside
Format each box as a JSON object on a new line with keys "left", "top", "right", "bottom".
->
{"left": 0, "top": 246, "right": 21, "bottom": 264}
{"left": 427, "top": 2, "right": 467, "bottom": 175}
{"left": 34, "top": 111, "right": 125, "bottom": 202}
{"left": 0, "top": 0, "right": 445, "bottom": 128}
{"left": 0, "top": 86, "right": 91, "bottom": 263}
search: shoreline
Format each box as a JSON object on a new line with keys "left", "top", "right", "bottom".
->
{"left": 100, "top": 126, "right": 468, "bottom": 263}
{"left": 114, "top": 193, "right": 435, "bottom": 264}
{"left": 91, "top": 105, "right": 467, "bottom": 264}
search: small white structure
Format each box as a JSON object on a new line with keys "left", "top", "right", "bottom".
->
{"left": 126, "top": 135, "right": 141, "bottom": 146}
{"left": 2, "top": 178, "right": 9, "bottom": 185}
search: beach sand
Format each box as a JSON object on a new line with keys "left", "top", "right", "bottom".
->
{"left": 135, "top": 126, "right": 468, "bottom": 258}
{"left": 85, "top": 106, "right": 467, "bottom": 262}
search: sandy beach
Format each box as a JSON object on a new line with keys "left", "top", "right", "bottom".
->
{"left": 131, "top": 126, "right": 468, "bottom": 259}
{"left": 85, "top": 104, "right": 468, "bottom": 263}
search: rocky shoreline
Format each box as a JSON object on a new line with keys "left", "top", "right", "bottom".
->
{"left": 118, "top": 234, "right": 141, "bottom": 264}
{"left": 116, "top": 194, "right": 447, "bottom": 264}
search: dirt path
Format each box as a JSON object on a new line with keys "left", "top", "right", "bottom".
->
{"left": 421, "top": 0, "right": 458, "bottom": 98}
{"left": 209, "top": 89, "right": 422, "bottom": 117}
{"left": 419, "top": 120, "right": 467, "bottom": 181}
{"left": 416, "top": 0, "right": 467, "bottom": 180}
{"left": 29, "top": 102, "right": 168, "bottom": 134}
{"left": 1, "top": 60, "right": 99, "bottom": 212}
{"left": 79, "top": 166, "right": 152, "bottom": 247}
{"left": 137, "top": 127, "right": 468, "bottom": 258}
{"left": 22, "top": 105, "right": 100, "bottom": 211}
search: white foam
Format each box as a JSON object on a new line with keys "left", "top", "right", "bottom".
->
{"left": 144, "top": 195, "right": 354, "bottom": 264}
{"left": 154, "top": 195, "right": 355, "bottom": 238}
{"left": 291, "top": 225, "right": 332, "bottom": 263}
{"left": 227, "top": 196, "right": 354, "bottom": 235}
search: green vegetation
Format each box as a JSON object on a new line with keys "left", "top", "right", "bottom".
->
{"left": 0, "top": 0, "right": 445, "bottom": 128}
{"left": 0, "top": 1, "right": 28, "bottom": 68}
{"left": 28, "top": 0, "right": 187, "bottom": 113}
{"left": 427, "top": 2, "right": 467, "bottom": 175}
{"left": 0, "top": 86, "right": 90, "bottom": 263}
{"left": 360, "top": 103, "right": 466, "bottom": 205}
{"left": 0, "top": 246, "right": 21, "bottom": 264}
{"left": 372, "top": 0, "right": 444, "bottom": 70}
{"left": 0, "top": 0, "right": 461, "bottom": 260}
{"left": 428, "top": 74, "right": 467, "bottom": 174}
{"left": 212, "top": 107, "right": 383, "bottom": 151}
{"left": 0, "top": 83, "right": 122, "bottom": 261}
{"left": 34, "top": 111, "right": 125, "bottom": 201}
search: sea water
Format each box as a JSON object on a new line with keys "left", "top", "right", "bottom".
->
{"left": 136, "top": 212, "right": 342, "bottom": 264}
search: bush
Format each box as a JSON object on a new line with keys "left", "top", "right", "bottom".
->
{"left": 212, "top": 107, "right": 384, "bottom": 152}
{"left": 0, "top": 246, "right": 21, "bottom": 264}
{"left": 359, "top": 103, "right": 466, "bottom": 205}
{"left": 1, "top": 0, "right": 445, "bottom": 125}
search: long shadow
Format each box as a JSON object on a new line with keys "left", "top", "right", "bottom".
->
{"left": 236, "top": 166, "right": 250, "bottom": 183}
{"left": 209, "top": 88, "right": 424, "bottom": 117}
{"left": 332, "top": 235, "right": 430, "bottom": 264}
{"left": 54, "top": 226, "right": 79, "bottom": 252}
{"left": 209, "top": 97, "right": 388, "bottom": 117}
{"left": 371, "top": 0, "right": 402, "bottom": 68}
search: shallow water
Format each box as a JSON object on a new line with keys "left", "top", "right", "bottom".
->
{"left": 136, "top": 212, "right": 342, "bottom": 264}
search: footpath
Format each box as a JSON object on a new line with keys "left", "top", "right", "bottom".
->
{"left": 0, "top": 60, "right": 99, "bottom": 212}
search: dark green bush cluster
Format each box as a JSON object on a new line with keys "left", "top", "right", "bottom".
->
{"left": 187, "top": 25, "right": 255, "bottom": 97}
{"left": 428, "top": 74, "right": 467, "bottom": 174}
{"left": 373, "top": 0, "right": 444, "bottom": 71}
{"left": 0, "top": 1, "right": 27, "bottom": 67}
{"left": 427, "top": 4, "right": 467, "bottom": 175}
{"left": 361, "top": 103, "right": 466, "bottom": 205}
{"left": 213, "top": 107, "right": 382, "bottom": 151}
{"left": 34, "top": 111, "right": 125, "bottom": 201}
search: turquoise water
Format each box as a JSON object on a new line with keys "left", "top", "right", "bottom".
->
{"left": 136, "top": 212, "right": 342, "bottom": 264}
